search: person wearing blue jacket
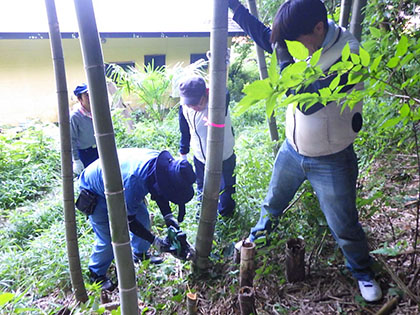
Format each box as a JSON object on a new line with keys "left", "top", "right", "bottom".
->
{"left": 229, "top": 0, "right": 381, "bottom": 302}
{"left": 70, "top": 84, "right": 98, "bottom": 175}
{"left": 77, "top": 148, "right": 196, "bottom": 291}
{"left": 178, "top": 76, "right": 236, "bottom": 217}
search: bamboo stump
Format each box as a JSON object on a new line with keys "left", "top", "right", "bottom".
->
{"left": 240, "top": 242, "right": 256, "bottom": 287}
{"left": 238, "top": 286, "right": 256, "bottom": 315}
{"left": 187, "top": 292, "right": 198, "bottom": 315}
{"left": 285, "top": 238, "right": 305, "bottom": 282}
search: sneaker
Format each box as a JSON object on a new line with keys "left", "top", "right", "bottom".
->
{"left": 133, "top": 252, "right": 164, "bottom": 265}
{"left": 89, "top": 270, "right": 117, "bottom": 292}
{"left": 358, "top": 279, "right": 382, "bottom": 302}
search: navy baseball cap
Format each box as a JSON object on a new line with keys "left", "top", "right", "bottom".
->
{"left": 179, "top": 76, "right": 206, "bottom": 105}
{"left": 73, "top": 84, "right": 88, "bottom": 97}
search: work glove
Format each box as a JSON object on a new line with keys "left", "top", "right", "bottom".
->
{"left": 179, "top": 154, "right": 188, "bottom": 161}
{"left": 164, "top": 213, "right": 180, "bottom": 230}
{"left": 73, "top": 159, "right": 84, "bottom": 175}
{"left": 152, "top": 236, "right": 171, "bottom": 253}
{"left": 228, "top": 0, "right": 241, "bottom": 11}
{"left": 275, "top": 40, "right": 294, "bottom": 63}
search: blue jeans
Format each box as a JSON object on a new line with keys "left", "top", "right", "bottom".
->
{"left": 88, "top": 197, "right": 151, "bottom": 276}
{"left": 250, "top": 140, "right": 373, "bottom": 281}
{"left": 194, "top": 153, "right": 236, "bottom": 216}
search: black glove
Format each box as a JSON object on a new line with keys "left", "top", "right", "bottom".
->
{"left": 164, "top": 213, "right": 180, "bottom": 229}
{"left": 275, "top": 41, "right": 294, "bottom": 64}
{"left": 228, "top": 0, "right": 241, "bottom": 12}
{"left": 152, "top": 236, "right": 171, "bottom": 253}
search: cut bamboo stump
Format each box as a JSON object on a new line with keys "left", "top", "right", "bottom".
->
{"left": 238, "top": 286, "right": 256, "bottom": 315}
{"left": 187, "top": 292, "right": 198, "bottom": 315}
{"left": 285, "top": 238, "right": 305, "bottom": 282}
{"left": 240, "top": 242, "right": 256, "bottom": 287}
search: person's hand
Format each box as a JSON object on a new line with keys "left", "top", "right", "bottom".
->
{"left": 152, "top": 236, "right": 171, "bottom": 253}
{"left": 179, "top": 154, "right": 188, "bottom": 161}
{"left": 228, "top": 0, "right": 241, "bottom": 12}
{"left": 164, "top": 213, "right": 180, "bottom": 230}
{"left": 73, "top": 159, "right": 84, "bottom": 175}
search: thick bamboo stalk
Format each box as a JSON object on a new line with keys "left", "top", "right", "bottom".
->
{"left": 339, "top": 0, "right": 353, "bottom": 28}
{"left": 195, "top": 0, "right": 229, "bottom": 270}
{"left": 285, "top": 238, "right": 305, "bottom": 282}
{"left": 349, "top": 0, "right": 367, "bottom": 41}
{"left": 238, "top": 286, "right": 257, "bottom": 315}
{"left": 73, "top": 0, "right": 138, "bottom": 313}
{"left": 44, "top": 0, "right": 88, "bottom": 303}
{"left": 240, "top": 242, "right": 256, "bottom": 287}
{"left": 187, "top": 292, "right": 198, "bottom": 315}
{"left": 246, "top": 0, "right": 279, "bottom": 146}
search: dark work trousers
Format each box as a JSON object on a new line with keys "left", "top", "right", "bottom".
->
{"left": 194, "top": 153, "right": 236, "bottom": 216}
{"left": 78, "top": 146, "right": 99, "bottom": 168}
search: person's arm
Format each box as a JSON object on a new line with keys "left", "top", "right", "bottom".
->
{"left": 179, "top": 105, "right": 191, "bottom": 156}
{"left": 150, "top": 194, "right": 180, "bottom": 228}
{"left": 70, "top": 114, "right": 80, "bottom": 161}
{"left": 229, "top": 0, "right": 273, "bottom": 53}
{"left": 127, "top": 215, "right": 155, "bottom": 243}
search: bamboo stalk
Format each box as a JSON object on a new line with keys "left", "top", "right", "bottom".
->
{"left": 285, "top": 238, "right": 305, "bottom": 282}
{"left": 238, "top": 286, "right": 257, "bottom": 315}
{"left": 375, "top": 296, "right": 401, "bottom": 315}
{"left": 187, "top": 292, "right": 198, "bottom": 315}
{"left": 240, "top": 242, "right": 256, "bottom": 287}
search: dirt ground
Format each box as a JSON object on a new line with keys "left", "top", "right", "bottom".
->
{"left": 44, "top": 152, "right": 420, "bottom": 314}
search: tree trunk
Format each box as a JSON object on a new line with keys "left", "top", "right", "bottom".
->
{"left": 194, "top": 0, "right": 229, "bottom": 270}
{"left": 73, "top": 1, "right": 138, "bottom": 313}
{"left": 44, "top": 0, "right": 88, "bottom": 303}
{"left": 246, "top": 0, "right": 279, "bottom": 149}
{"left": 349, "top": 0, "right": 367, "bottom": 41}
{"left": 239, "top": 242, "right": 255, "bottom": 287}
{"left": 339, "top": 0, "right": 353, "bottom": 28}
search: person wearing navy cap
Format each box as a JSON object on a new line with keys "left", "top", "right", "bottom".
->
{"left": 70, "top": 83, "right": 99, "bottom": 175}
{"left": 178, "top": 76, "right": 236, "bottom": 218}
{"left": 76, "top": 148, "right": 196, "bottom": 291}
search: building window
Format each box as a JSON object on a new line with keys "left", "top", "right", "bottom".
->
{"left": 190, "top": 53, "right": 208, "bottom": 69}
{"left": 105, "top": 62, "right": 135, "bottom": 81}
{"left": 144, "top": 55, "right": 166, "bottom": 71}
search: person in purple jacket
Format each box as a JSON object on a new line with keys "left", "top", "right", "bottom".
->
{"left": 229, "top": 0, "right": 381, "bottom": 302}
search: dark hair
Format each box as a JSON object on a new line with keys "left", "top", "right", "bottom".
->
{"left": 270, "top": 0, "right": 328, "bottom": 47}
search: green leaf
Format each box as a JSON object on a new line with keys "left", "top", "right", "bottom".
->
{"left": 329, "top": 74, "right": 341, "bottom": 90}
{"left": 395, "top": 35, "right": 408, "bottom": 57}
{"left": 242, "top": 79, "right": 273, "bottom": 100}
{"left": 400, "top": 53, "right": 414, "bottom": 66}
{"left": 348, "top": 72, "right": 363, "bottom": 84}
{"left": 359, "top": 47, "right": 370, "bottom": 67}
{"left": 370, "top": 55, "right": 383, "bottom": 72}
{"left": 386, "top": 57, "right": 400, "bottom": 68}
{"left": 310, "top": 48, "right": 322, "bottom": 66}
{"left": 285, "top": 40, "right": 309, "bottom": 60}
{"left": 266, "top": 92, "right": 278, "bottom": 118}
{"left": 318, "top": 87, "right": 331, "bottom": 98}
{"left": 0, "top": 292, "right": 15, "bottom": 306}
{"left": 381, "top": 117, "right": 402, "bottom": 130}
{"left": 268, "top": 51, "right": 280, "bottom": 84}
{"left": 369, "top": 27, "right": 381, "bottom": 38}
{"left": 350, "top": 53, "right": 360, "bottom": 65}
{"left": 400, "top": 103, "right": 410, "bottom": 117}
{"left": 235, "top": 95, "right": 259, "bottom": 116}
{"left": 341, "top": 43, "right": 350, "bottom": 61}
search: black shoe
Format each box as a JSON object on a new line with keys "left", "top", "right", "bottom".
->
{"left": 133, "top": 252, "right": 164, "bottom": 265}
{"left": 89, "top": 269, "right": 117, "bottom": 292}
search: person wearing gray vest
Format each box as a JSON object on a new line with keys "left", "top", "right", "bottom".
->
{"left": 178, "top": 76, "right": 236, "bottom": 217}
{"left": 229, "top": 0, "right": 381, "bottom": 302}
